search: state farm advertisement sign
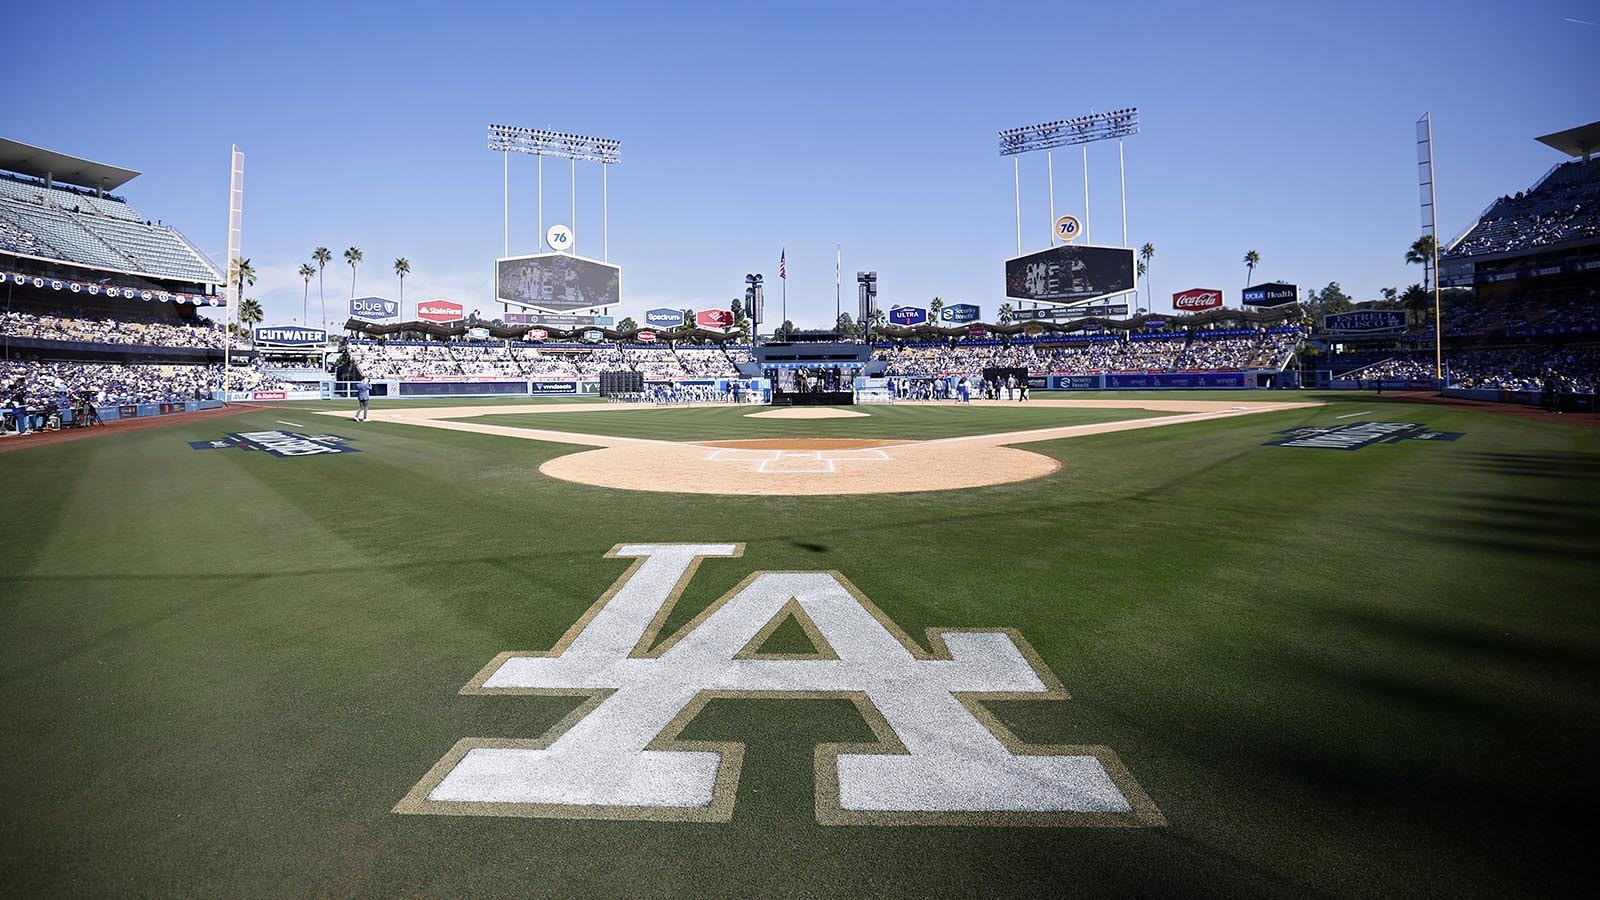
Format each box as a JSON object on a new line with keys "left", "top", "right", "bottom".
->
{"left": 417, "top": 299, "right": 464, "bottom": 322}
{"left": 696, "top": 309, "right": 733, "bottom": 329}
{"left": 1172, "top": 288, "right": 1224, "bottom": 312}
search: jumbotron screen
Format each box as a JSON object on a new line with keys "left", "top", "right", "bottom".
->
{"left": 1005, "top": 244, "right": 1135, "bottom": 304}
{"left": 497, "top": 253, "right": 620, "bottom": 311}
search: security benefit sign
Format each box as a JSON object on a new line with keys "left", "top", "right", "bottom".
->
{"left": 1268, "top": 421, "right": 1463, "bottom": 450}
{"left": 395, "top": 543, "right": 1164, "bottom": 827}
{"left": 1006, "top": 245, "right": 1136, "bottom": 305}
{"left": 939, "top": 303, "right": 980, "bottom": 324}
{"left": 189, "top": 431, "right": 359, "bottom": 457}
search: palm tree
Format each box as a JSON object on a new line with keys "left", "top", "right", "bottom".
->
{"left": 344, "top": 246, "right": 364, "bottom": 298}
{"left": 312, "top": 246, "right": 332, "bottom": 331}
{"left": 1139, "top": 243, "right": 1155, "bottom": 310}
{"left": 238, "top": 297, "right": 265, "bottom": 329}
{"left": 393, "top": 257, "right": 410, "bottom": 305}
{"left": 930, "top": 296, "right": 944, "bottom": 324}
{"left": 1243, "top": 249, "right": 1260, "bottom": 287}
{"left": 228, "top": 257, "right": 257, "bottom": 310}
{"left": 1401, "top": 283, "right": 1430, "bottom": 326}
{"left": 617, "top": 316, "right": 638, "bottom": 332}
{"left": 1405, "top": 236, "right": 1436, "bottom": 291}
{"left": 297, "top": 263, "right": 315, "bottom": 324}
{"left": 997, "top": 302, "right": 1015, "bottom": 324}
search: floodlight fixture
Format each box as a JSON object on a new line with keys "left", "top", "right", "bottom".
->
{"left": 487, "top": 124, "right": 621, "bottom": 164}
{"left": 997, "top": 108, "right": 1140, "bottom": 156}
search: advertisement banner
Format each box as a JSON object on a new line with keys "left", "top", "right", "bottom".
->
{"left": 1015, "top": 304, "right": 1129, "bottom": 321}
{"left": 529, "top": 381, "right": 579, "bottom": 394}
{"left": 1242, "top": 283, "right": 1297, "bottom": 307}
{"left": 349, "top": 296, "right": 400, "bottom": 320}
{"left": 496, "top": 253, "right": 621, "bottom": 311}
{"left": 1006, "top": 244, "right": 1137, "bottom": 304}
{"left": 252, "top": 326, "right": 327, "bottom": 346}
{"left": 1322, "top": 310, "right": 1407, "bottom": 332}
{"left": 1049, "top": 375, "right": 1102, "bottom": 390}
{"left": 416, "top": 300, "right": 464, "bottom": 322}
{"left": 940, "top": 303, "right": 980, "bottom": 324}
{"left": 503, "top": 313, "right": 613, "bottom": 327}
{"left": 251, "top": 390, "right": 288, "bottom": 401}
{"left": 526, "top": 329, "right": 549, "bottom": 341}
{"left": 645, "top": 307, "right": 685, "bottom": 328}
{"left": 466, "top": 327, "right": 491, "bottom": 340}
{"left": 1103, "top": 372, "right": 1251, "bottom": 389}
{"left": 1172, "top": 288, "right": 1224, "bottom": 312}
{"left": 696, "top": 309, "right": 734, "bottom": 329}
{"left": 637, "top": 331, "right": 656, "bottom": 343}
{"left": 888, "top": 306, "right": 928, "bottom": 326}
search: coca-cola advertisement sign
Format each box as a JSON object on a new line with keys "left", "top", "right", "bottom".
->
{"left": 1172, "top": 288, "right": 1224, "bottom": 311}
{"left": 417, "top": 299, "right": 464, "bottom": 322}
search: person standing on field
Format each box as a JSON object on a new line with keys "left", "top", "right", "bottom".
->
{"left": 355, "top": 378, "right": 370, "bottom": 422}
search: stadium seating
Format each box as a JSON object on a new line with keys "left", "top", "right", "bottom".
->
{"left": 1, "top": 309, "right": 227, "bottom": 349}
{"left": 0, "top": 171, "right": 220, "bottom": 283}
{"left": 880, "top": 327, "right": 1304, "bottom": 377}
{"left": 0, "top": 359, "right": 286, "bottom": 405}
{"left": 1449, "top": 160, "right": 1600, "bottom": 257}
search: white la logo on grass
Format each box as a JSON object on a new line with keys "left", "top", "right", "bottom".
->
{"left": 396, "top": 544, "right": 1163, "bottom": 826}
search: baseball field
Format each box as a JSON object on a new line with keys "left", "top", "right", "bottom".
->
{"left": 2, "top": 391, "right": 1595, "bottom": 899}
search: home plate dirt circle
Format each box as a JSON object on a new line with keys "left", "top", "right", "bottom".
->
{"left": 322, "top": 399, "right": 1320, "bottom": 496}
{"left": 538, "top": 439, "right": 1060, "bottom": 496}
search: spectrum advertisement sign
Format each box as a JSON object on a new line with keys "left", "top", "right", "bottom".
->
{"left": 349, "top": 296, "right": 400, "bottom": 320}
{"left": 888, "top": 306, "right": 928, "bottom": 326}
{"left": 939, "top": 303, "right": 980, "bottom": 324}
{"left": 1172, "top": 288, "right": 1224, "bottom": 312}
{"left": 645, "top": 307, "right": 685, "bottom": 328}
{"left": 417, "top": 300, "right": 464, "bottom": 323}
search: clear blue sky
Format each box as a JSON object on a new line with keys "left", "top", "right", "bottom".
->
{"left": 9, "top": 0, "right": 1596, "bottom": 327}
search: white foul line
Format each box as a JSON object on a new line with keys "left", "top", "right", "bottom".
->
{"left": 1335, "top": 411, "right": 1371, "bottom": 419}
{"left": 276, "top": 420, "right": 306, "bottom": 428}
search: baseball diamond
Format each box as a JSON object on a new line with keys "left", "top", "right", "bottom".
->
{"left": 5, "top": 12, "right": 1600, "bottom": 897}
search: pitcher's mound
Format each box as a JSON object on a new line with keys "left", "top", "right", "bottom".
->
{"left": 743, "top": 407, "right": 870, "bottom": 419}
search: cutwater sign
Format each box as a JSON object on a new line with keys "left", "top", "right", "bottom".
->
{"left": 1268, "top": 421, "right": 1463, "bottom": 451}
{"left": 645, "top": 308, "right": 684, "bottom": 328}
{"left": 940, "top": 303, "right": 980, "bottom": 324}
{"left": 253, "top": 326, "right": 327, "bottom": 345}
{"left": 350, "top": 296, "right": 400, "bottom": 320}
{"left": 888, "top": 306, "right": 928, "bottom": 326}
{"left": 1323, "top": 310, "right": 1406, "bottom": 332}
{"left": 189, "top": 431, "right": 358, "bottom": 457}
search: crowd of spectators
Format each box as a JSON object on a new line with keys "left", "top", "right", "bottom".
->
{"left": 0, "top": 359, "right": 285, "bottom": 407}
{"left": 879, "top": 327, "right": 1303, "bottom": 377}
{"left": 1343, "top": 344, "right": 1600, "bottom": 392}
{"left": 2, "top": 309, "right": 227, "bottom": 349}
{"left": 1441, "top": 288, "right": 1600, "bottom": 337}
{"left": 1449, "top": 160, "right": 1600, "bottom": 257}
{"left": 343, "top": 340, "right": 750, "bottom": 380}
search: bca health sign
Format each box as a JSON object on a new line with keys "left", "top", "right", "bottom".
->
{"left": 1006, "top": 245, "right": 1136, "bottom": 304}
{"left": 888, "top": 306, "right": 928, "bottom": 326}
{"left": 644, "top": 307, "right": 686, "bottom": 328}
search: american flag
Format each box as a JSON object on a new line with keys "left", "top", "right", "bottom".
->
{"left": 779, "top": 249, "right": 786, "bottom": 280}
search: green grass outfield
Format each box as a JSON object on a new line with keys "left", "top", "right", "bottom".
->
{"left": 444, "top": 403, "right": 1182, "bottom": 441}
{"left": 1, "top": 393, "right": 1596, "bottom": 899}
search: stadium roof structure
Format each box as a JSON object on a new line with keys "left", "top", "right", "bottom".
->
{"left": 1534, "top": 120, "right": 1600, "bottom": 160}
{"left": 0, "top": 137, "right": 140, "bottom": 191}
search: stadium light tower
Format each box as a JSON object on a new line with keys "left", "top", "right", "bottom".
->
{"left": 999, "top": 108, "right": 1140, "bottom": 252}
{"left": 488, "top": 125, "right": 621, "bottom": 260}
{"left": 745, "top": 272, "right": 764, "bottom": 342}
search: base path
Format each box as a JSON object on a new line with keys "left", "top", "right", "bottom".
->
{"left": 325, "top": 399, "right": 1318, "bottom": 495}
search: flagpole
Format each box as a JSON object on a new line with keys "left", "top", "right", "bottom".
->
{"left": 835, "top": 243, "right": 841, "bottom": 329}
{"left": 781, "top": 250, "right": 787, "bottom": 335}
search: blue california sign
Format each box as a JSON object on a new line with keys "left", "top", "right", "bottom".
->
{"left": 940, "top": 303, "right": 980, "bottom": 324}
{"left": 644, "top": 307, "right": 685, "bottom": 328}
{"left": 253, "top": 326, "right": 327, "bottom": 345}
{"left": 349, "top": 296, "right": 400, "bottom": 320}
{"left": 888, "top": 306, "right": 928, "bottom": 326}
